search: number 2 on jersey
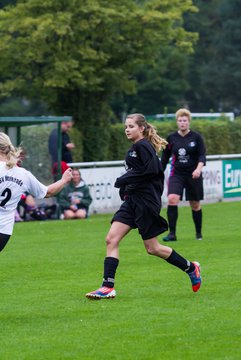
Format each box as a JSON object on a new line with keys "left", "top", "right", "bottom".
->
{"left": 0, "top": 188, "right": 12, "bottom": 207}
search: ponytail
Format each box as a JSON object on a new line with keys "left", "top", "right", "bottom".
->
{"left": 144, "top": 122, "right": 168, "bottom": 152}
{"left": 126, "top": 114, "right": 168, "bottom": 153}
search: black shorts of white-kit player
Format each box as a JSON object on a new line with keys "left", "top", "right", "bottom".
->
{"left": 0, "top": 233, "right": 11, "bottom": 252}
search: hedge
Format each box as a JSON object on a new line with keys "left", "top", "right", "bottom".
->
{"left": 106, "top": 117, "right": 241, "bottom": 160}
{"left": 20, "top": 117, "right": 241, "bottom": 184}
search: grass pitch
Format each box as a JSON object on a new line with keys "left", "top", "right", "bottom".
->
{"left": 1, "top": 202, "right": 241, "bottom": 360}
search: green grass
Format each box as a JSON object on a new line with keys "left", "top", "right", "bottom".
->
{"left": 1, "top": 202, "right": 241, "bottom": 360}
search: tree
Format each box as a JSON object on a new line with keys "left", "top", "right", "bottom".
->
{"left": 184, "top": 0, "right": 221, "bottom": 111}
{"left": 185, "top": 0, "right": 241, "bottom": 113}
{"left": 0, "top": 0, "right": 16, "bottom": 9}
{"left": 205, "top": 0, "right": 241, "bottom": 112}
{"left": 0, "top": 97, "right": 48, "bottom": 116}
{"left": 0, "top": 0, "right": 197, "bottom": 160}
{"left": 112, "top": 45, "right": 191, "bottom": 117}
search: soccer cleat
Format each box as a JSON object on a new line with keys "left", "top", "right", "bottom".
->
{"left": 188, "top": 261, "right": 201, "bottom": 292}
{"left": 196, "top": 233, "right": 203, "bottom": 240}
{"left": 29, "top": 208, "right": 47, "bottom": 221}
{"left": 163, "top": 233, "right": 177, "bottom": 242}
{"left": 86, "top": 286, "right": 116, "bottom": 300}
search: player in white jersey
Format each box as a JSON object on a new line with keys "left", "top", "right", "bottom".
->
{"left": 0, "top": 132, "right": 72, "bottom": 252}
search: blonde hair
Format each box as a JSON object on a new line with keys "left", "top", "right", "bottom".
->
{"left": 175, "top": 108, "right": 192, "bottom": 121}
{"left": 0, "top": 132, "right": 23, "bottom": 169}
{"left": 126, "top": 113, "right": 168, "bottom": 152}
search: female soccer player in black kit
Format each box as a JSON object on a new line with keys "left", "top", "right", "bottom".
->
{"left": 86, "top": 113, "right": 201, "bottom": 299}
{"left": 161, "top": 108, "right": 206, "bottom": 242}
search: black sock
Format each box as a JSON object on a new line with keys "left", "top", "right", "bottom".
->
{"left": 165, "top": 250, "right": 195, "bottom": 273}
{"left": 167, "top": 205, "right": 178, "bottom": 234}
{"left": 102, "top": 257, "right": 119, "bottom": 288}
{"left": 192, "top": 209, "right": 202, "bottom": 234}
{"left": 0, "top": 233, "right": 11, "bottom": 252}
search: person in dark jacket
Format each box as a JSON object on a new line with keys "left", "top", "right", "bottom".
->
{"left": 48, "top": 120, "right": 75, "bottom": 169}
{"left": 161, "top": 108, "right": 206, "bottom": 242}
{"left": 59, "top": 169, "right": 92, "bottom": 219}
{"left": 86, "top": 113, "right": 202, "bottom": 300}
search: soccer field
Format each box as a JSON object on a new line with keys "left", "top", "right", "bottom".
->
{"left": 1, "top": 202, "right": 241, "bottom": 360}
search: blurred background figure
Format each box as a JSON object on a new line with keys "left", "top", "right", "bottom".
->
{"left": 15, "top": 148, "right": 47, "bottom": 222}
{"left": 48, "top": 120, "right": 75, "bottom": 179}
{"left": 59, "top": 169, "right": 92, "bottom": 219}
{"left": 51, "top": 161, "right": 70, "bottom": 182}
{"left": 15, "top": 192, "right": 47, "bottom": 222}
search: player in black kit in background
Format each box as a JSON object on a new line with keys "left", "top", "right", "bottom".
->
{"left": 161, "top": 108, "right": 206, "bottom": 242}
{"left": 86, "top": 113, "right": 202, "bottom": 299}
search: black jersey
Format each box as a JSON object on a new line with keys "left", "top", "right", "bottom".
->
{"left": 114, "top": 138, "right": 164, "bottom": 216}
{"left": 161, "top": 130, "right": 206, "bottom": 176}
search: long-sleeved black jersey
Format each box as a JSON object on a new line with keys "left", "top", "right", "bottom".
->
{"left": 161, "top": 130, "right": 206, "bottom": 176}
{"left": 114, "top": 138, "right": 164, "bottom": 216}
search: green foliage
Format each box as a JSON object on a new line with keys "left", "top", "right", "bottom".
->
{"left": 1, "top": 0, "right": 241, "bottom": 139}
{"left": 1, "top": 202, "right": 241, "bottom": 359}
{"left": 112, "top": 45, "right": 194, "bottom": 117}
{"left": 107, "top": 118, "right": 241, "bottom": 159}
{"left": 0, "top": 97, "right": 49, "bottom": 116}
{"left": 69, "top": 126, "right": 83, "bottom": 162}
{"left": 20, "top": 124, "right": 83, "bottom": 183}
{"left": 0, "top": 0, "right": 16, "bottom": 9}
{"left": 107, "top": 124, "right": 130, "bottom": 160}
{"left": 18, "top": 118, "right": 241, "bottom": 174}
{"left": 71, "top": 97, "right": 111, "bottom": 161}
{"left": 185, "top": 0, "right": 241, "bottom": 112}
{"left": 0, "top": 0, "right": 197, "bottom": 87}
{"left": 0, "top": 0, "right": 197, "bottom": 161}
{"left": 207, "top": 0, "right": 241, "bottom": 111}
{"left": 21, "top": 125, "right": 53, "bottom": 184}
{"left": 228, "top": 117, "right": 241, "bottom": 153}
{"left": 155, "top": 119, "right": 237, "bottom": 155}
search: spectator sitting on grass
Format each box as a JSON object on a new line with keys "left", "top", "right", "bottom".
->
{"left": 59, "top": 169, "right": 92, "bottom": 219}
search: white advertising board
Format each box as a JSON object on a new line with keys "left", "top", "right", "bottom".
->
{"left": 80, "top": 160, "right": 223, "bottom": 214}
{"left": 80, "top": 166, "right": 125, "bottom": 214}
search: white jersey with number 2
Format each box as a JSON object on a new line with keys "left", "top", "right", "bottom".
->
{"left": 0, "top": 161, "right": 48, "bottom": 235}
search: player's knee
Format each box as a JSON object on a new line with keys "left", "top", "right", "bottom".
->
{"left": 190, "top": 201, "right": 201, "bottom": 211}
{"left": 105, "top": 233, "right": 118, "bottom": 248}
{"left": 105, "top": 233, "right": 112, "bottom": 246}
{"left": 145, "top": 244, "right": 157, "bottom": 256}
{"left": 168, "top": 194, "right": 179, "bottom": 205}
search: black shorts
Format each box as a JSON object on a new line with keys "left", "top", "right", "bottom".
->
{"left": 168, "top": 174, "right": 204, "bottom": 201}
{"left": 0, "top": 233, "right": 11, "bottom": 252}
{"left": 111, "top": 196, "right": 168, "bottom": 240}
